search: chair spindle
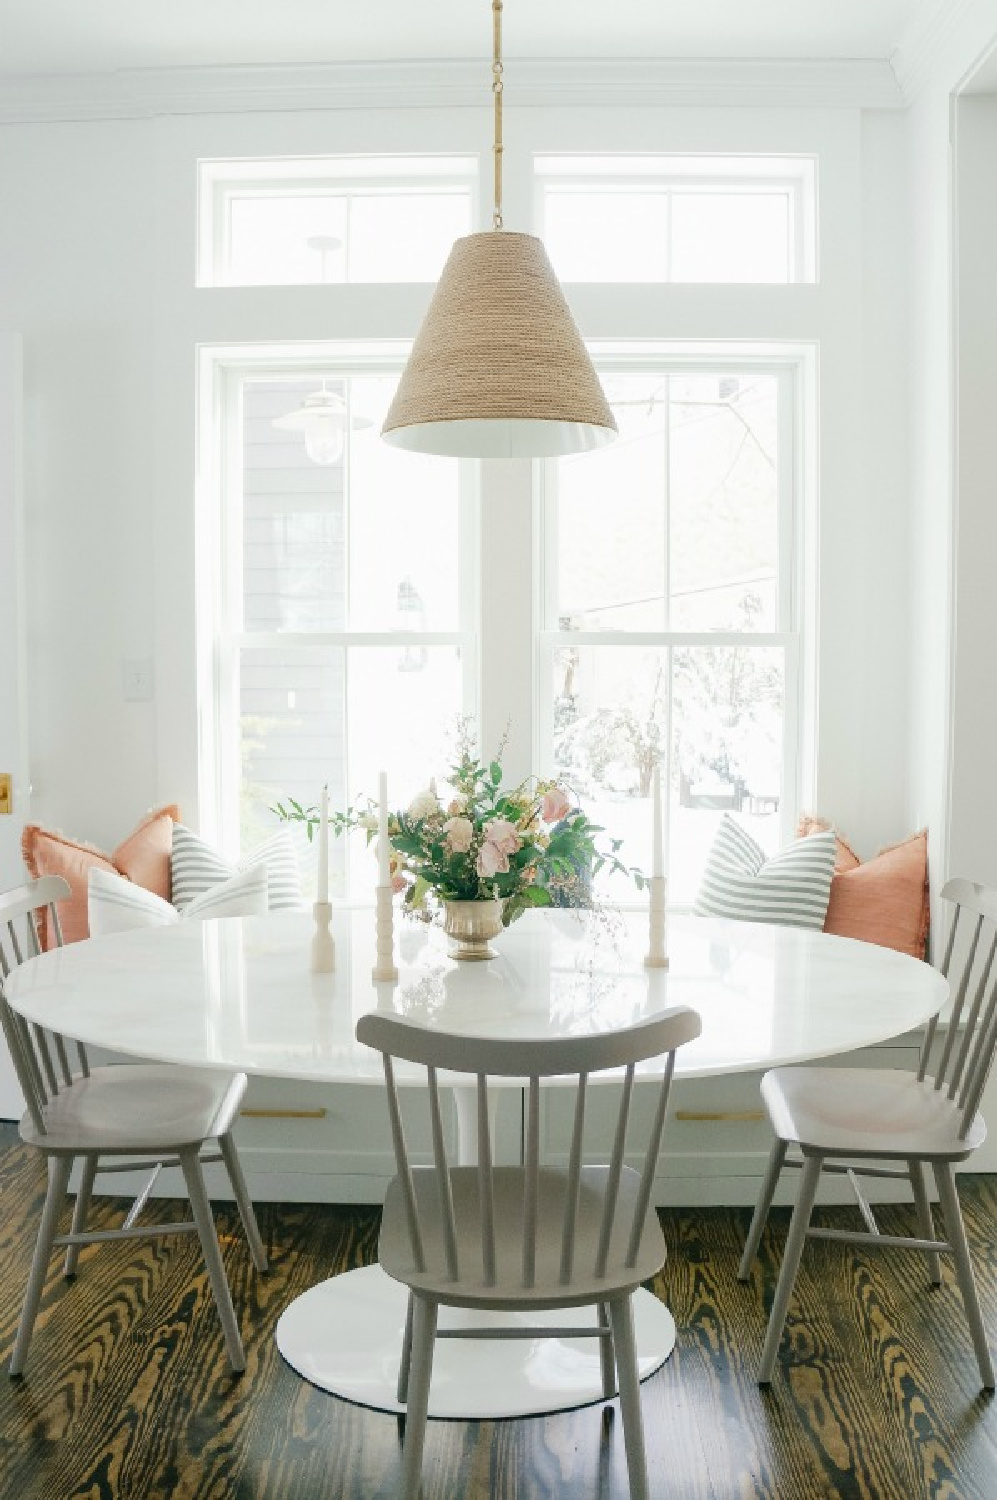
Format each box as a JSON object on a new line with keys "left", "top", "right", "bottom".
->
{"left": 919, "top": 910, "right": 962, "bottom": 1080}
{"left": 426, "top": 1066, "right": 459, "bottom": 1281}
{"left": 523, "top": 1074, "right": 540, "bottom": 1287}
{"left": 626, "top": 1050, "right": 677, "bottom": 1267}
{"left": 595, "top": 1062, "right": 635, "bottom": 1278}
{"left": 382, "top": 1054, "right": 425, "bottom": 1272}
{"left": 477, "top": 1073, "right": 496, "bottom": 1285}
{"left": 934, "top": 915, "right": 983, "bottom": 1089}
{"left": 948, "top": 932, "right": 997, "bottom": 1098}
{"left": 559, "top": 1070, "right": 588, "bottom": 1284}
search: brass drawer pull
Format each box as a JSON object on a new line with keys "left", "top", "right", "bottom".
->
{"left": 674, "top": 1109, "right": 764, "bottom": 1123}
{"left": 240, "top": 1107, "right": 328, "bottom": 1120}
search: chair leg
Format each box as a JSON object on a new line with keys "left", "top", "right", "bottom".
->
{"left": 11, "top": 1154, "right": 73, "bottom": 1376}
{"left": 908, "top": 1158, "right": 942, "bottom": 1287}
{"left": 738, "top": 1138, "right": 788, "bottom": 1280}
{"left": 397, "top": 1290, "right": 415, "bottom": 1405}
{"left": 401, "top": 1295, "right": 438, "bottom": 1499}
{"left": 63, "top": 1153, "right": 98, "bottom": 1279}
{"left": 178, "top": 1147, "right": 246, "bottom": 1374}
{"left": 758, "top": 1151, "right": 823, "bottom": 1384}
{"left": 217, "top": 1133, "right": 268, "bottom": 1272}
{"left": 608, "top": 1294, "right": 648, "bottom": 1500}
{"left": 598, "top": 1300, "right": 617, "bottom": 1400}
{"left": 932, "top": 1161, "right": 995, "bottom": 1390}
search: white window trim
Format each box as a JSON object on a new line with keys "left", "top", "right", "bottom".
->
{"left": 534, "top": 153, "right": 817, "bottom": 283}
{"left": 195, "top": 341, "right": 479, "bottom": 856}
{"left": 535, "top": 343, "right": 817, "bottom": 882}
{"left": 197, "top": 155, "right": 479, "bottom": 287}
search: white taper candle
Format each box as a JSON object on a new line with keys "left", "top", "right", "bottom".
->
{"left": 378, "top": 772, "right": 391, "bottom": 885}
{"left": 317, "top": 785, "right": 329, "bottom": 904}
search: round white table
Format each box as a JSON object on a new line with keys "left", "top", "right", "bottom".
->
{"left": 7, "top": 908, "right": 947, "bottom": 1419}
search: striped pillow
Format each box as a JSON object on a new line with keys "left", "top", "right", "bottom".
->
{"left": 171, "top": 825, "right": 303, "bottom": 912}
{"left": 694, "top": 816, "right": 836, "bottom": 930}
{"left": 89, "top": 864, "right": 269, "bottom": 937}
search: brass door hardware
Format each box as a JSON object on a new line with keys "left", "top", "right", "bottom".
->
{"left": 674, "top": 1109, "right": 764, "bottom": 1123}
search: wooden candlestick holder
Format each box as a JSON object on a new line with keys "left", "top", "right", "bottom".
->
{"left": 311, "top": 901, "right": 336, "bottom": 973}
{"left": 644, "top": 876, "right": 669, "bottom": 969}
{"left": 372, "top": 885, "right": 398, "bottom": 982}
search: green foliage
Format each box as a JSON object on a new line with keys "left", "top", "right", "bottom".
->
{"left": 272, "top": 722, "right": 644, "bottom": 924}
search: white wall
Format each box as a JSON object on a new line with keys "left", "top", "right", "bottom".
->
{"left": 0, "top": 97, "right": 913, "bottom": 862}
{"left": 0, "top": 121, "right": 158, "bottom": 848}
{"left": 905, "top": 5, "right": 997, "bottom": 913}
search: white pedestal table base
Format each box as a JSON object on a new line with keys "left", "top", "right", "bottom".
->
{"left": 275, "top": 1263, "right": 676, "bottom": 1419}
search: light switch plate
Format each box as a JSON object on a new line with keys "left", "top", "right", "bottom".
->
{"left": 121, "top": 659, "right": 155, "bottom": 702}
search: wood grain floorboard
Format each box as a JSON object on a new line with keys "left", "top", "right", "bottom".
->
{"left": 0, "top": 1128, "right": 994, "bottom": 1499}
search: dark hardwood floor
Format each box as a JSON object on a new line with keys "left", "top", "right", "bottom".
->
{"left": 0, "top": 1125, "right": 995, "bottom": 1498}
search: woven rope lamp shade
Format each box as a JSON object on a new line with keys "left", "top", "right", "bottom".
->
{"left": 382, "top": 230, "right": 617, "bottom": 458}
{"left": 381, "top": 0, "right": 617, "bottom": 459}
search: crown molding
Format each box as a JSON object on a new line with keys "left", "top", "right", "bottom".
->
{"left": 891, "top": 0, "right": 980, "bottom": 100}
{"left": 0, "top": 56, "right": 905, "bottom": 126}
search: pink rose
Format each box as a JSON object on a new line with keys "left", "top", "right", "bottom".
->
{"left": 542, "top": 787, "right": 572, "bottom": 825}
{"left": 391, "top": 872, "right": 408, "bottom": 894}
{"left": 484, "top": 818, "right": 521, "bottom": 856}
{"left": 444, "top": 816, "right": 474, "bottom": 853}
{"left": 476, "top": 841, "right": 510, "bottom": 878}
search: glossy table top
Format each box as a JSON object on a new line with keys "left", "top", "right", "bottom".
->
{"left": 6, "top": 908, "right": 948, "bottom": 1086}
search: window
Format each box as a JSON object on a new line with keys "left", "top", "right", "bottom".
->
{"left": 537, "top": 155, "right": 816, "bottom": 284}
{"left": 540, "top": 357, "right": 805, "bottom": 905}
{"left": 198, "top": 156, "right": 477, "bottom": 286}
{"left": 203, "top": 352, "right": 476, "bottom": 897}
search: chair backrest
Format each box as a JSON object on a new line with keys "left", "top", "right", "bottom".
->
{"left": 0, "top": 876, "right": 90, "bottom": 1134}
{"left": 919, "top": 878, "right": 997, "bottom": 1138}
{"left": 355, "top": 1005, "right": 701, "bottom": 1289}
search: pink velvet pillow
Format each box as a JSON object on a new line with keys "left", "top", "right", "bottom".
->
{"left": 796, "top": 815, "right": 929, "bottom": 959}
{"left": 22, "top": 805, "right": 180, "bottom": 948}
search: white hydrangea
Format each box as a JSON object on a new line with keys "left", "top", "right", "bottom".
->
{"left": 407, "top": 788, "right": 440, "bottom": 821}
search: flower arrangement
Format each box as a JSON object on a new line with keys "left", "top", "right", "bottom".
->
{"left": 274, "top": 728, "right": 645, "bottom": 927}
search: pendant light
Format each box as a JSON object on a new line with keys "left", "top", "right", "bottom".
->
{"left": 273, "top": 382, "right": 372, "bottom": 466}
{"left": 381, "top": 0, "right": 617, "bottom": 459}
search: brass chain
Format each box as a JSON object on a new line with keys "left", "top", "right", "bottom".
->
{"left": 492, "top": 0, "right": 504, "bottom": 229}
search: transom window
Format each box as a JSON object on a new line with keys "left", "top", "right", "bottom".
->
{"left": 537, "top": 155, "right": 816, "bottom": 284}
{"left": 198, "top": 155, "right": 477, "bottom": 287}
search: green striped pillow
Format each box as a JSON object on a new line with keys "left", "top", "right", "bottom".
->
{"left": 694, "top": 816, "right": 836, "bottom": 929}
{"left": 171, "top": 824, "right": 303, "bottom": 912}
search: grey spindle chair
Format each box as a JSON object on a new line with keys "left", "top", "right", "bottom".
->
{"left": 356, "top": 1003, "right": 702, "bottom": 1500}
{"left": 0, "top": 876, "right": 268, "bottom": 1376}
{"left": 738, "top": 876, "right": 997, "bottom": 1388}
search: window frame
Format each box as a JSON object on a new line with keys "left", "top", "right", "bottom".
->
{"left": 534, "top": 153, "right": 817, "bottom": 284}
{"left": 197, "top": 154, "right": 479, "bottom": 287}
{"left": 196, "top": 342, "right": 480, "bottom": 866}
{"left": 536, "top": 344, "right": 814, "bottom": 889}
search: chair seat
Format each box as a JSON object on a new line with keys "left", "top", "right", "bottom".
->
{"left": 761, "top": 1066, "right": 987, "bottom": 1161}
{"left": 20, "top": 1064, "right": 248, "bottom": 1155}
{"left": 379, "top": 1164, "right": 666, "bottom": 1310}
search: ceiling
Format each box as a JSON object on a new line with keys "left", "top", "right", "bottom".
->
{"left": 0, "top": 1, "right": 939, "bottom": 78}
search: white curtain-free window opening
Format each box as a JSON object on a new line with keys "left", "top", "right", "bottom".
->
{"left": 198, "top": 155, "right": 478, "bottom": 287}
{"left": 536, "top": 155, "right": 816, "bottom": 284}
{"left": 201, "top": 351, "right": 477, "bottom": 898}
{"left": 538, "top": 353, "right": 808, "bottom": 907}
